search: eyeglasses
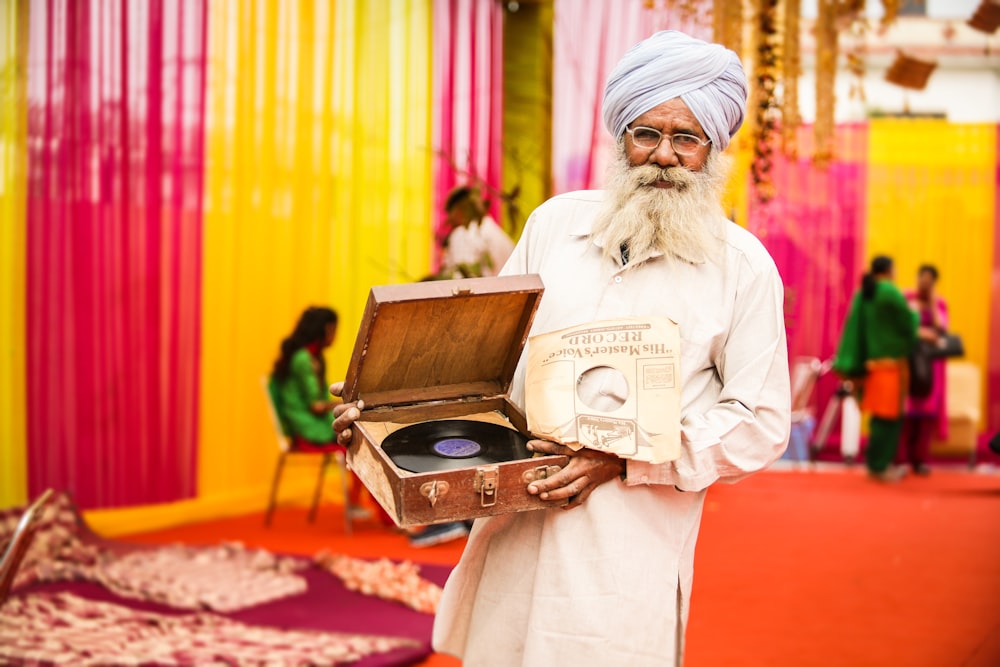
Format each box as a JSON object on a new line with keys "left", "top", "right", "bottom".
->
{"left": 625, "top": 126, "right": 711, "bottom": 156}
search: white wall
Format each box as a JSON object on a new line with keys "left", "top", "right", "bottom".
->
{"left": 794, "top": 4, "right": 1000, "bottom": 122}
{"left": 800, "top": 0, "right": 982, "bottom": 19}
{"left": 797, "top": 62, "right": 1000, "bottom": 123}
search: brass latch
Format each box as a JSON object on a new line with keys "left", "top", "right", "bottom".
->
{"left": 419, "top": 480, "right": 450, "bottom": 507}
{"left": 521, "top": 465, "right": 563, "bottom": 485}
{"left": 473, "top": 466, "right": 499, "bottom": 507}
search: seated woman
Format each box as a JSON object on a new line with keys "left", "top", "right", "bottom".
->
{"left": 270, "top": 307, "right": 341, "bottom": 450}
{"left": 269, "top": 307, "right": 369, "bottom": 516}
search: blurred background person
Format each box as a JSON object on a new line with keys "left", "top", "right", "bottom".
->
{"left": 898, "top": 264, "right": 948, "bottom": 475}
{"left": 269, "top": 307, "right": 368, "bottom": 518}
{"left": 436, "top": 186, "right": 514, "bottom": 279}
{"left": 833, "top": 255, "right": 918, "bottom": 482}
{"left": 270, "top": 307, "right": 340, "bottom": 446}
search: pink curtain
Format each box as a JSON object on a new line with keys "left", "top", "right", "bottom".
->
{"left": 26, "top": 0, "right": 208, "bottom": 509}
{"left": 551, "top": 0, "right": 711, "bottom": 194}
{"left": 748, "top": 124, "right": 868, "bottom": 432}
{"left": 432, "top": 0, "right": 505, "bottom": 256}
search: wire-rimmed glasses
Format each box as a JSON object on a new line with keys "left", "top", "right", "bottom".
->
{"left": 625, "top": 126, "right": 711, "bottom": 156}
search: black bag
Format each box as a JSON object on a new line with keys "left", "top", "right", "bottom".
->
{"left": 930, "top": 333, "right": 964, "bottom": 358}
{"left": 908, "top": 340, "right": 935, "bottom": 398}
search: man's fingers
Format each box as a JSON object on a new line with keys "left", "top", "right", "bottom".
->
{"left": 329, "top": 381, "right": 345, "bottom": 398}
{"left": 525, "top": 465, "right": 577, "bottom": 496}
{"left": 525, "top": 439, "right": 572, "bottom": 456}
{"left": 528, "top": 473, "right": 591, "bottom": 501}
{"left": 332, "top": 400, "right": 365, "bottom": 433}
{"left": 564, "top": 485, "right": 595, "bottom": 509}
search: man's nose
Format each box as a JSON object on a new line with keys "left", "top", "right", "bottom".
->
{"left": 648, "top": 139, "right": 680, "bottom": 168}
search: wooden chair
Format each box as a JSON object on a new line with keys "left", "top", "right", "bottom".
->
{"left": 262, "top": 377, "right": 353, "bottom": 533}
{"left": 0, "top": 488, "right": 54, "bottom": 606}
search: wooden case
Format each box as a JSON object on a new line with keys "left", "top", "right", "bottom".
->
{"left": 342, "top": 274, "right": 568, "bottom": 527}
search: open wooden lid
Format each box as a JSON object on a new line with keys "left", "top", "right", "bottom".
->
{"left": 342, "top": 274, "right": 544, "bottom": 408}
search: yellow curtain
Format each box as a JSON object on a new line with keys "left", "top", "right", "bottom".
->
{"left": 197, "top": 0, "right": 433, "bottom": 506}
{"left": 0, "top": 0, "right": 28, "bottom": 508}
{"left": 87, "top": 0, "right": 433, "bottom": 533}
{"left": 722, "top": 129, "right": 753, "bottom": 227}
{"left": 866, "top": 119, "right": 996, "bottom": 429}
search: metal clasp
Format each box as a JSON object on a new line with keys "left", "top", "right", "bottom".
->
{"left": 452, "top": 286, "right": 472, "bottom": 296}
{"left": 419, "top": 480, "right": 450, "bottom": 507}
{"left": 473, "top": 466, "right": 499, "bottom": 507}
{"left": 521, "top": 465, "right": 563, "bottom": 485}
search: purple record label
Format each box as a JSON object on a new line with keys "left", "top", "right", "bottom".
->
{"left": 433, "top": 437, "right": 483, "bottom": 458}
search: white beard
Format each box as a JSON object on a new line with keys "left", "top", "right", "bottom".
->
{"left": 590, "top": 148, "right": 732, "bottom": 267}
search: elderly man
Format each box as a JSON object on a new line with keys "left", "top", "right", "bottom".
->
{"left": 333, "top": 30, "right": 790, "bottom": 666}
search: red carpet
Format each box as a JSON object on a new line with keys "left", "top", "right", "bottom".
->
{"left": 123, "top": 466, "right": 1000, "bottom": 666}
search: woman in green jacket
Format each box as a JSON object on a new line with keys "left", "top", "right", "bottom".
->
{"left": 833, "top": 256, "right": 919, "bottom": 481}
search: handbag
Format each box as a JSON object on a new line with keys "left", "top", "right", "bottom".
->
{"left": 908, "top": 340, "right": 935, "bottom": 398}
{"left": 930, "top": 333, "right": 964, "bottom": 358}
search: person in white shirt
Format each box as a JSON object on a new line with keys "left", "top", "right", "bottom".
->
{"left": 333, "top": 30, "right": 790, "bottom": 666}
{"left": 438, "top": 186, "right": 514, "bottom": 278}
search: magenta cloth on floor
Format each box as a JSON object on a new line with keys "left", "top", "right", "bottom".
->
{"left": 9, "top": 560, "right": 451, "bottom": 667}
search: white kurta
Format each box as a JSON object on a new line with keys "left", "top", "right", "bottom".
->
{"left": 433, "top": 190, "right": 791, "bottom": 666}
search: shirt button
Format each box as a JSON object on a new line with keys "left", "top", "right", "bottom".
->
{"left": 613, "top": 276, "right": 623, "bottom": 284}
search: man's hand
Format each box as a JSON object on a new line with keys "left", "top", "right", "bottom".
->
{"left": 330, "top": 382, "right": 365, "bottom": 447}
{"left": 525, "top": 440, "right": 625, "bottom": 509}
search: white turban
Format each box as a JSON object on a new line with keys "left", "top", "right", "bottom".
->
{"left": 602, "top": 31, "right": 748, "bottom": 152}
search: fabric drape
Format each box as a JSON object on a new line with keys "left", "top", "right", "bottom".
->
{"left": 501, "top": 0, "right": 553, "bottom": 239}
{"left": 431, "top": 0, "right": 505, "bottom": 262}
{"left": 25, "top": 0, "right": 208, "bottom": 509}
{"left": 0, "top": 0, "right": 30, "bottom": 508}
{"left": 196, "top": 0, "right": 434, "bottom": 505}
{"left": 991, "top": 125, "right": 1000, "bottom": 435}
{"left": 749, "top": 124, "right": 867, "bottom": 417}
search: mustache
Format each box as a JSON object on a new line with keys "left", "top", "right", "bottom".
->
{"left": 628, "top": 164, "right": 697, "bottom": 190}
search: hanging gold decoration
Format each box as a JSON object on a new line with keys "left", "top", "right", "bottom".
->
{"left": 713, "top": 0, "right": 744, "bottom": 54}
{"left": 813, "top": 0, "right": 839, "bottom": 168}
{"left": 750, "top": 0, "right": 780, "bottom": 201}
{"left": 880, "top": 0, "right": 901, "bottom": 30}
{"left": 665, "top": 0, "right": 706, "bottom": 23}
{"left": 781, "top": 0, "right": 802, "bottom": 158}
{"left": 846, "top": 50, "right": 867, "bottom": 101}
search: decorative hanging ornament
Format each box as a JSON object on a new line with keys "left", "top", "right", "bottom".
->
{"left": 967, "top": 0, "right": 1000, "bottom": 34}
{"left": 884, "top": 51, "right": 938, "bottom": 90}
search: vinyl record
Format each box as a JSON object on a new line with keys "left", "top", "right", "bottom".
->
{"left": 381, "top": 419, "right": 531, "bottom": 473}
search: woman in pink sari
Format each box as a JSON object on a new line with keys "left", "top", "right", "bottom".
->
{"left": 899, "top": 265, "right": 948, "bottom": 475}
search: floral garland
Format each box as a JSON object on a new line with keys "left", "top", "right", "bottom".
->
{"left": 781, "top": 0, "right": 802, "bottom": 158}
{"left": 813, "top": 0, "right": 840, "bottom": 168}
{"left": 751, "top": 0, "right": 780, "bottom": 201}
